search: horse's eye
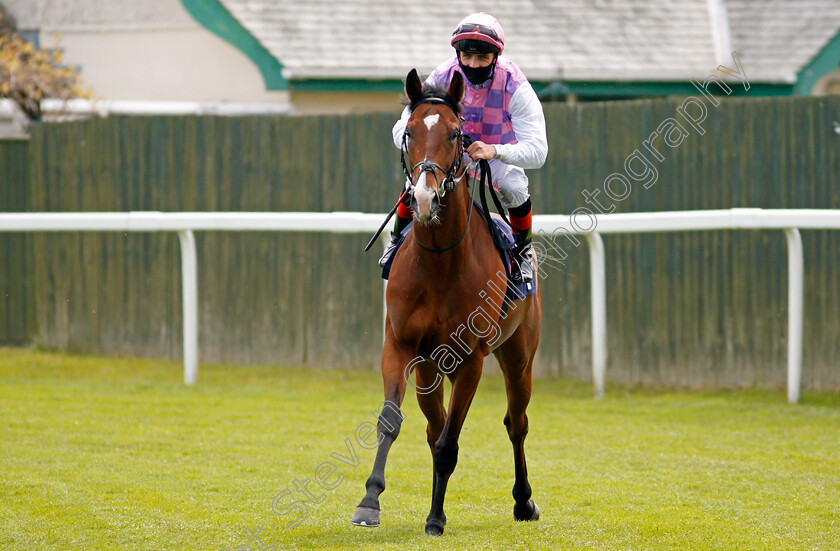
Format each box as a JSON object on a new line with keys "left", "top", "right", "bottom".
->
{"left": 405, "top": 129, "right": 412, "bottom": 140}
{"left": 450, "top": 130, "right": 459, "bottom": 141}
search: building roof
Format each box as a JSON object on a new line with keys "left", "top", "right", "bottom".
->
{"left": 727, "top": 0, "right": 840, "bottom": 83}
{"left": 220, "top": 0, "right": 721, "bottom": 82}
{"left": 5, "top": 0, "right": 194, "bottom": 29}
{"left": 6, "top": 0, "right": 840, "bottom": 89}
{"left": 217, "top": 0, "right": 840, "bottom": 84}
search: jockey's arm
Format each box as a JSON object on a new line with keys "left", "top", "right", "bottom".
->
{"left": 492, "top": 82, "right": 548, "bottom": 169}
{"left": 392, "top": 106, "right": 411, "bottom": 149}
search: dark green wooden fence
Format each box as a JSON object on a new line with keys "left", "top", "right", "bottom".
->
{"left": 530, "top": 96, "right": 840, "bottom": 390}
{"left": 22, "top": 115, "right": 396, "bottom": 366}
{"left": 0, "top": 139, "right": 34, "bottom": 344}
{"left": 2, "top": 95, "right": 839, "bottom": 389}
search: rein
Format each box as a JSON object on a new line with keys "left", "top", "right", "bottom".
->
{"left": 364, "top": 97, "right": 463, "bottom": 253}
{"left": 364, "top": 95, "right": 495, "bottom": 255}
{"left": 413, "top": 160, "right": 479, "bottom": 254}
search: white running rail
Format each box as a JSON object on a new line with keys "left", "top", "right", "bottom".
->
{"left": 2, "top": 208, "right": 838, "bottom": 402}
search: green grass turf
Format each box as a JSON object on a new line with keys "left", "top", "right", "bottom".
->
{"left": 1, "top": 347, "right": 838, "bottom": 550}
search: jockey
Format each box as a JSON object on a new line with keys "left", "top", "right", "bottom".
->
{"left": 380, "top": 12, "right": 548, "bottom": 284}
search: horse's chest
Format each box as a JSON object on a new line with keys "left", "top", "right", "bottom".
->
{"left": 391, "top": 291, "right": 483, "bottom": 353}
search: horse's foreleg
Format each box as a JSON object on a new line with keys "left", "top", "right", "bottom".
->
{"left": 424, "top": 357, "right": 483, "bottom": 536}
{"left": 351, "top": 337, "right": 411, "bottom": 527}
{"left": 414, "top": 363, "right": 447, "bottom": 526}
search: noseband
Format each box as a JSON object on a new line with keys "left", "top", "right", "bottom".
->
{"left": 400, "top": 97, "right": 467, "bottom": 196}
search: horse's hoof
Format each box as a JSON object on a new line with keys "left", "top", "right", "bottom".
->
{"left": 424, "top": 519, "right": 445, "bottom": 536}
{"left": 351, "top": 506, "right": 380, "bottom": 527}
{"left": 513, "top": 499, "right": 540, "bottom": 521}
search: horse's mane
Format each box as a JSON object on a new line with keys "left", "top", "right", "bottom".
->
{"left": 402, "top": 81, "right": 462, "bottom": 115}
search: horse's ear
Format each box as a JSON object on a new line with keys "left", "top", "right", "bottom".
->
{"left": 405, "top": 69, "right": 423, "bottom": 102}
{"left": 448, "top": 71, "right": 465, "bottom": 103}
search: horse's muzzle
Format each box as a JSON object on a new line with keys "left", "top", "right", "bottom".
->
{"left": 411, "top": 181, "right": 440, "bottom": 223}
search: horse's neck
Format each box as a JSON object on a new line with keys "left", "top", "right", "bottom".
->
{"left": 412, "top": 185, "right": 473, "bottom": 256}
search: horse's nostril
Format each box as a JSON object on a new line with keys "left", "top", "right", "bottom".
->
{"left": 431, "top": 194, "right": 440, "bottom": 213}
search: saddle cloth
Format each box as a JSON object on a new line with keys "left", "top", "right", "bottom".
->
{"left": 380, "top": 201, "right": 537, "bottom": 300}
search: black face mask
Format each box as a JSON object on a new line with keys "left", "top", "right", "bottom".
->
{"left": 458, "top": 58, "right": 496, "bottom": 86}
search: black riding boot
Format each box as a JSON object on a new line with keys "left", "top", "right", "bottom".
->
{"left": 378, "top": 212, "right": 412, "bottom": 267}
{"left": 509, "top": 199, "right": 534, "bottom": 284}
{"left": 510, "top": 229, "right": 534, "bottom": 284}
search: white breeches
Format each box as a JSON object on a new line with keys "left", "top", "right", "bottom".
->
{"left": 479, "top": 158, "right": 531, "bottom": 209}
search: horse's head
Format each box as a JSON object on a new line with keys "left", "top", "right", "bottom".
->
{"left": 402, "top": 68, "right": 466, "bottom": 224}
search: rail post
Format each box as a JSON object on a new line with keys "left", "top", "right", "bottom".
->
{"left": 585, "top": 232, "right": 607, "bottom": 399}
{"left": 783, "top": 228, "right": 803, "bottom": 404}
{"left": 177, "top": 230, "right": 198, "bottom": 385}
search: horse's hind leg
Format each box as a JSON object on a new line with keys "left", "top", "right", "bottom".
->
{"left": 495, "top": 325, "right": 540, "bottom": 522}
{"left": 351, "top": 334, "right": 411, "bottom": 527}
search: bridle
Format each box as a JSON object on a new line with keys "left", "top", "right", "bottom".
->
{"left": 400, "top": 96, "right": 477, "bottom": 254}
{"left": 400, "top": 97, "right": 468, "bottom": 197}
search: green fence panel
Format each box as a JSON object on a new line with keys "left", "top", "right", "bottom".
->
{"left": 529, "top": 96, "right": 840, "bottom": 389}
{"left": 0, "top": 138, "right": 34, "bottom": 344}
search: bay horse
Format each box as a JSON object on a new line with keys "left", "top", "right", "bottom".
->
{"left": 352, "top": 69, "right": 542, "bottom": 536}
